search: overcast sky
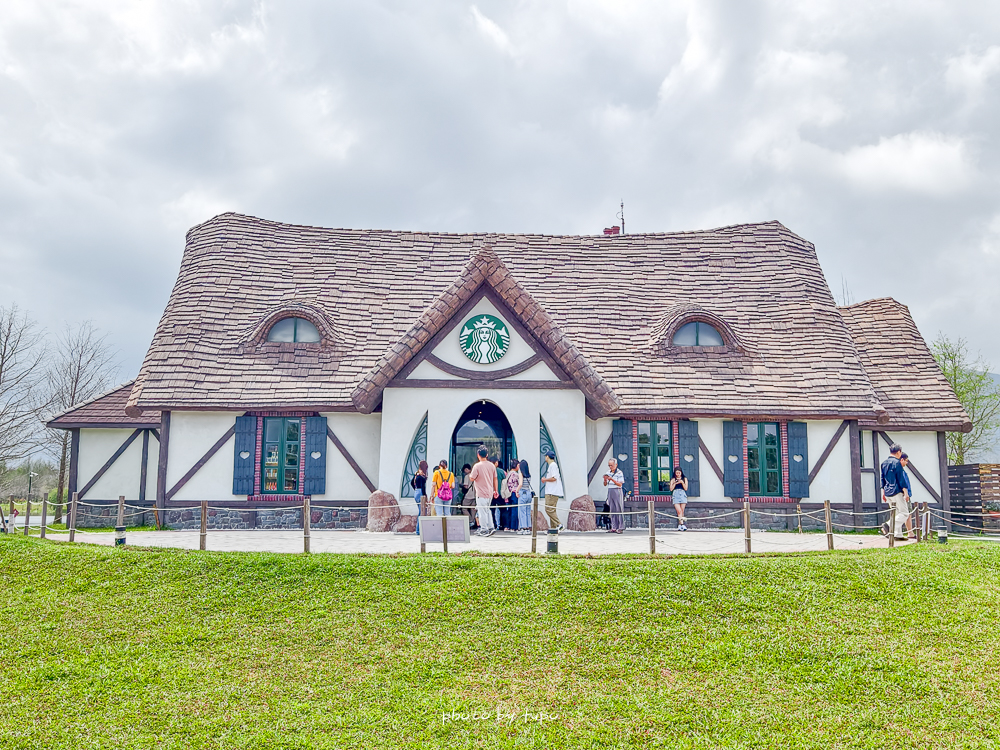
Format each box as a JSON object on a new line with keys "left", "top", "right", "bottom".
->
{"left": 1, "top": 0, "right": 998, "bottom": 377}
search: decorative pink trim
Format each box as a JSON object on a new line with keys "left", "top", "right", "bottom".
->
{"left": 742, "top": 422, "right": 749, "bottom": 501}
{"left": 246, "top": 494, "right": 307, "bottom": 503}
{"left": 780, "top": 420, "right": 790, "bottom": 503}
{"left": 631, "top": 420, "right": 639, "bottom": 495}
{"left": 254, "top": 416, "right": 263, "bottom": 496}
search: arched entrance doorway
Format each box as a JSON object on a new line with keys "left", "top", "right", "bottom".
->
{"left": 451, "top": 401, "right": 517, "bottom": 477}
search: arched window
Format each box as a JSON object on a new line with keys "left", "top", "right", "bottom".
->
{"left": 266, "top": 317, "right": 321, "bottom": 343}
{"left": 672, "top": 321, "right": 724, "bottom": 347}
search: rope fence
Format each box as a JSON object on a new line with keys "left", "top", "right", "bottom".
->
{"left": 9, "top": 490, "right": 994, "bottom": 555}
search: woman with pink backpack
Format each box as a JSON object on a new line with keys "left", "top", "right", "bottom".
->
{"left": 431, "top": 460, "right": 456, "bottom": 517}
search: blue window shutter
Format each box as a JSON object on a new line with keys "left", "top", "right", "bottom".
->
{"left": 233, "top": 416, "right": 257, "bottom": 495}
{"left": 723, "top": 421, "right": 744, "bottom": 498}
{"left": 303, "top": 416, "right": 328, "bottom": 496}
{"left": 611, "top": 419, "right": 634, "bottom": 495}
{"left": 787, "top": 422, "right": 809, "bottom": 498}
{"left": 678, "top": 420, "right": 700, "bottom": 497}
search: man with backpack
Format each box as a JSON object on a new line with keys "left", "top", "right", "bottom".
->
{"left": 880, "top": 443, "right": 909, "bottom": 541}
{"left": 431, "top": 460, "right": 455, "bottom": 517}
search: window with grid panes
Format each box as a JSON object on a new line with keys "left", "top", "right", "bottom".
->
{"left": 637, "top": 422, "right": 673, "bottom": 494}
{"left": 262, "top": 417, "right": 301, "bottom": 494}
{"left": 747, "top": 422, "right": 782, "bottom": 496}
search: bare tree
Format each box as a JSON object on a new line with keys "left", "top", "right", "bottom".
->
{"left": 0, "top": 304, "right": 49, "bottom": 467}
{"left": 836, "top": 275, "right": 856, "bottom": 306}
{"left": 44, "top": 321, "right": 118, "bottom": 521}
{"left": 932, "top": 333, "right": 1000, "bottom": 464}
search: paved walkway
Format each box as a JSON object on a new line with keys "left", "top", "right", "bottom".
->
{"left": 35, "top": 528, "right": 908, "bottom": 556}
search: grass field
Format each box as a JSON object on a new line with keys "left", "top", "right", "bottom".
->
{"left": 1, "top": 537, "right": 998, "bottom": 749}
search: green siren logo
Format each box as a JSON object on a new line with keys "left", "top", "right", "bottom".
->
{"left": 459, "top": 314, "right": 511, "bottom": 364}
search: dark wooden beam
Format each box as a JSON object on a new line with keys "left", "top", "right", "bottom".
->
{"left": 67, "top": 428, "right": 80, "bottom": 500}
{"left": 588, "top": 433, "right": 615, "bottom": 484}
{"left": 387, "top": 378, "right": 576, "bottom": 390}
{"left": 872, "top": 430, "right": 881, "bottom": 507}
{"left": 877, "top": 431, "right": 942, "bottom": 502}
{"left": 155, "top": 411, "right": 171, "bottom": 528}
{"left": 848, "top": 420, "right": 863, "bottom": 530}
{"left": 165, "top": 425, "right": 236, "bottom": 501}
{"left": 150, "top": 429, "right": 160, "bottom": 441}
{"left": 78, "top": 429, "right": 143, "bottom": 499}
{"left": 808, "top": 420, "right": 850, "bottom": 485}
{"left": 138, "top": 429, "right": 150, "bottom": 503}
{"left": 424, "top": 352, "right": 544, "bottom": 381}
{"left": 938, "top": 431, "right": 951, "bottom": 530}
{"left": 327, "top": 426, "right": 377, "bottom": 493}
{"left": 699, "top": 437, "right": 724, "bottom": 484}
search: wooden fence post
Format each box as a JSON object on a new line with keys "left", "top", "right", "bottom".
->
{"left": 531, "top": 495, "right": 538, "bottom": 554}
{"left": 40, "top": 495, "right": 48, "bottom": 539}
{"left": 888, "top": 506, "right": 896, "bottom": 548}
{"left": 200, "top": 500, "right": 208, "bottom": 551}
{"left": 796, "top": 503, "right": 803, "bottom": 534}
{"left": 23, "top": 498, "right": 31, "bottom": 536}
{"left": 115, "top": 496, "right": 126, "bottom": 546}
{"left": 648, "top": 500, "right": 656, "bottom": 555}
{"left": 69, "top": 492, "right": 78, "bottom": 542}
{"left": 441, "top": 516, "right": 448, "bottom": 554}
{"left": 743, "top": 502, "right": 751, "bottom": 554}
{"left": 914, "top": 503, "right": 922, "bottom": 542}
{"left": 824, "top": 499, "right": 834, "bottom": 551}
{"left": 302, "top": 496, "right": 310, "bottom": 554}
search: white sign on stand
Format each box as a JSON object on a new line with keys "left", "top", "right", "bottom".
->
{"left": 418, "top": 516, "right": 471, "bottom": 544}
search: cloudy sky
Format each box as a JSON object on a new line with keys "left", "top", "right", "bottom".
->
{"left": 1, "top": 0, "right": 998, "bottom": 376}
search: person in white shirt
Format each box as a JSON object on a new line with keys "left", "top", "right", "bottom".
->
{"left": 602, "top": 458, "right": 625, "bottom": 534}
{"left": 539, "top": 451, "right": 564, "bottom": 531}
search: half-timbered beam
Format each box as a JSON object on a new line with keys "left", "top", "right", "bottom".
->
{"left": 165, "top": 425, "right": 236, "bottom": 501}
{"left": 808, "top": 420, "right": 850, "bottom": 485}
{"left": 588, "top": 433, "right": 615, "bottom": 484}
{"left": 699, "top": 437, "right": 724, "bottom": 484}
{"left": 877, "top": 431, "right": 942, "bottom": 502}
{"left": 327, "top": 426, "right": 377, "bottom": 493}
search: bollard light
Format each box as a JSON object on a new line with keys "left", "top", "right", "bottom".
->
{"left": 937, "top": 527, "right": 948, "bottom": 545}
{"left": 115, "top": 526, "right": 126, "bottom": 547}
{"left": 546, "top": 528, "right": 559, "bottom": 554}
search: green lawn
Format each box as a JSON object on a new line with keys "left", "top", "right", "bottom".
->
{"left": 1, "top": 537, "right": 998, "bottom": 749}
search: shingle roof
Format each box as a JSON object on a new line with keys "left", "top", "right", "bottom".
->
{"left": 47, "top": 381, "right": 161, "bottom": 429}
{"left": 838, "top": 298, "right": 971, "bottom": 432}
{"left": 128, "top": 212, "right": 886, "bottom": 420}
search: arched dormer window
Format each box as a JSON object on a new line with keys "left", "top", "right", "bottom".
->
{"left": 672, "top": 321, "right": 724, "bottom": 347}
{"left": 266, "top": 317, "right": 321, "bottom": 343}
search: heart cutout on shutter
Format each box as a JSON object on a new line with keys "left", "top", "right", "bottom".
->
{"left": 617, "top": 453, "right": 629, "bottom": 462}
{"left": 311, "top": 451, "right": 322, "bottom": 460}
{"left": 793, "top": 454, "right": 803, "bottom": 462}
{"left": 728, "top": 455, "right": 738, "bottom": 463}
{"left": 239, "top": 451, "right": 250, "bottom": 460}
{"left": 683, "top": 454, "right": 694, "bottom": 462}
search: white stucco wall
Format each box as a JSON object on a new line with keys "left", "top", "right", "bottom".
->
{"left": 78, "top": 428, "right": 159, "bottom": 502}
{"left": 805, "top": 420, "right": 853, "bottom": 504}
{"left": 379, "top": 387, "right": 587, "bottom": 522}
{"left": 586, "top": 418, "right": 614, "bottom": 498}
{"left": 693, "top": 419, "right": 726, "bottom": 502}
{"left": 883, "top": 431, "right": 942, "bottom": 501}
{"left": 312, "top": 413, "right": 382, "bottom": 502}
{"left": 168, "top": 412, "right": 239, "bottom": 502}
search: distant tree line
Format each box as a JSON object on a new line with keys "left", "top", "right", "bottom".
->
{"left": 0, "top": 304, "right": 118, "bottom": 520}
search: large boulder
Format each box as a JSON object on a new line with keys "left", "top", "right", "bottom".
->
{"left": 366, "top": 490, "right": 400, "bottom": 532}
{"left": 535, "top": 509, "right": 551, "bottom": 531}
{"left": 567, "top": 494, "right": 597, "bottom": 532}
{"left": 391, "top": 514, "right": 418, "bottom": 533}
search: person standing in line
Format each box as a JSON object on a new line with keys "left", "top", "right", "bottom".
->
{"left": 540, "top": 451, "right": 564, "bottom": 531}
{"left": 602, "top": 457, "right": 625, "bottom": 534}
{"left": 459, "top": 463, "right": 477, "bottom": 530}
{"left": 670, "top": 467, "right": 689, "bottom": 531}
{"left": 900, "top": 453, "right": 916, "bottom": 539}
{"left": 880, "top": 443, "right": 910, "bottom": 541}
{"left": 469, "top": 447, "right": 497, "bottom": 536}
{"left": 506, "top": 459, "right": 524, "bottom": 533}
{"left": 409, "top": 460, "right": 428, "bottom": 535}
{"left": 490, "top": 455, "right": 508, "bottom": 530}
{"left": 431, "top": 460, "right": 455, "bottom": 518}
{"left": 516, "top": 459, "right": 533, "bottom": 535}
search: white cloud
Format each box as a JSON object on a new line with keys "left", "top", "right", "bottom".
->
{"left": 834, "top": 132, "right": 975, "bottom": 195}
{"left": 470, "top": 6, "right": 514, "bottom": 56}
{"left": 945, "top": 46, "right": 1000, "bottom": 98}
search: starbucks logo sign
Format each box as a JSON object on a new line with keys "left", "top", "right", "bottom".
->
{"left": 459, "top": 314, "right": 511, "bottom": 364}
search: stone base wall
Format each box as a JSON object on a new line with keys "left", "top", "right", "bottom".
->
{"left": 72, "top": 503, "right": 367, "bottom": 530}
{"left": 618, "top": 503, "right": 941, "bottom": 531}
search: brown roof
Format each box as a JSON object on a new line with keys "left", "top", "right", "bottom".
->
{"left": 129, "top": 212, "right": 887, "bottom": 420}
{"left": 838, "top": 298, "right": 971, "bottom": 432}
{"left": 47, "top": 381, "right": 162, "bottom": 429}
